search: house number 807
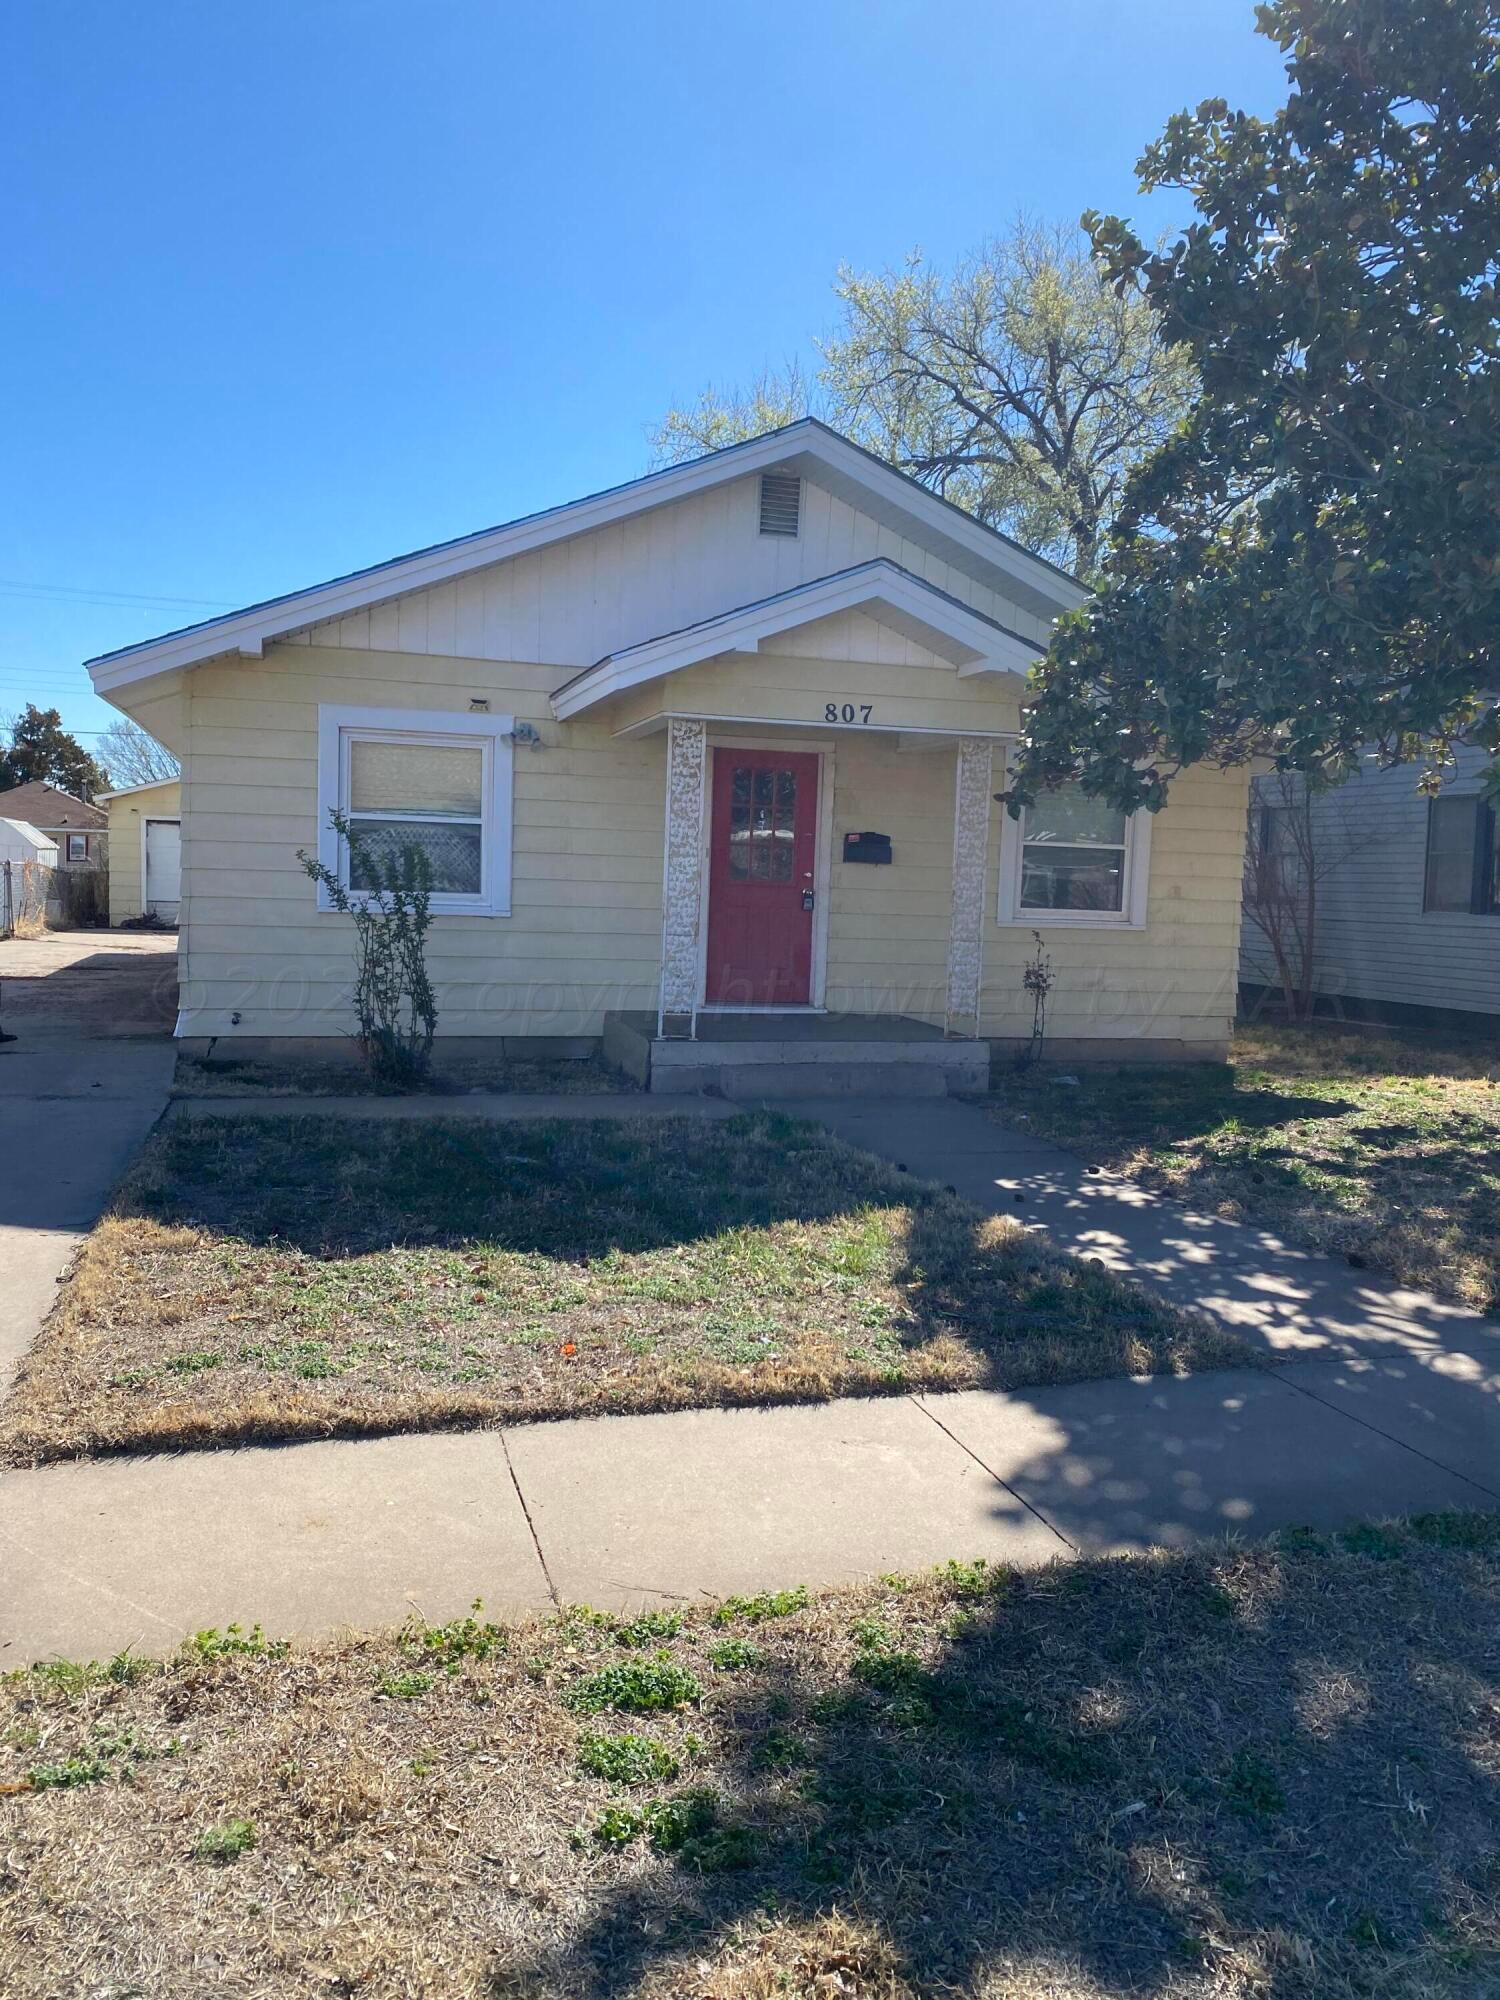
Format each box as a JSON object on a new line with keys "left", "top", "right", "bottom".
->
{"left": 825, "top": 702, "right": 874, "bottom": 724}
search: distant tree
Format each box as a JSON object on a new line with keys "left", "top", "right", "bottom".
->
{"left": 96, "top": 718, "right": 180, "bottom": 789}
{"left": 0, "top": 705, "right": 109, "bottom": 800}
{"left": 651, "top": 361, "right": 818, "bottom": 461}
{"left": 1011, "top": 0, "right": 1500, "bottom": 815}
{"left": 650, "top": 220, "right": 1195, "bottom": 578}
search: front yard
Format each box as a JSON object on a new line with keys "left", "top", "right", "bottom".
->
{"left": 985, "top": 1024, "right": 1500, "bottom": 1311}
{"left": 4, "top": 1516, "right": 1498, "bottom": 1997}
{"left": 1, "top": 1110, "right": 1242, "bottom": 1464}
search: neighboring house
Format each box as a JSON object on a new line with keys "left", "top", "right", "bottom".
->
{"left": 85, "top": 421, "right": 1251, "bottom": 1087}
{"left": 0, "top": 781, "right": 107, "bottom": 869}
{"left": 98, "top": 778, "right": 182, "bottom": 926}
{"left": 1241, "top": 745, "right": 1500, "bottom": 1027}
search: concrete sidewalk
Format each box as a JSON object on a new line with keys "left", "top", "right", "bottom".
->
{"left": 0, "top": 1028, "right": 175, "bottom": 1392}
{"left": 6, "top": 1361, "right": 1486, "bottom": 1664}
{"left": 3, "top": 1081, "right": 1497, "bottom": 1665}
{"left": 802, "top": 1095, "right": 1500, "bottom": 1500}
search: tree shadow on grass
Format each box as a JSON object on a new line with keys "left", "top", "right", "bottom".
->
{"left": 116, "top": 1108, "right": 1197, "bottom": 1387}
{"left": 501, "top": 1523, "right": 1500, "bottom": 1999}
{"left": 130, "top": 1110, "right": 917, "bottom": 1261}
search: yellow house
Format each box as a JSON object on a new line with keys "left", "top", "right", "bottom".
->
{"left": 84, "top": 422, "right": 1247, "bottom": 1092}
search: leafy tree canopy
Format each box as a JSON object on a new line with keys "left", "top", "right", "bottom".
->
{"left": 0, "top": 705, "right": 109, "bottom": 800}
{"left": 1011, "top": 0, "right": 1500, "bottom": 813}
{"left": 652, "top": 220, "right": 1194, "bottom": 578}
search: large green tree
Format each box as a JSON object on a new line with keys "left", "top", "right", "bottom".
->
{"left": 652, "top": 221, "right": 1194, "bottom": 578}
{"left": 0, "top": 705, "right": 109, "bottom": 800}
{"left": 1010, "top": 0, "right": 1500, "bottom": 813}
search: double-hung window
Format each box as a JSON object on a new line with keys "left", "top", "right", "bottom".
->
{"left": 998, "top": 776, "right": 1152, "bottom": 927}
{"left": 314, "top": 705, "right": 514, "bottom": 916}
{"left": 66, "top": 833, "right": 89, "bottom": 862}
{"left": 1423, "top": 794, "right": 1500, "bottom": 916}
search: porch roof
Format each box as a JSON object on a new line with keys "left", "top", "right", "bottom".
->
{"left": 550, "top": 559, "right": 1042, "bottom": 722}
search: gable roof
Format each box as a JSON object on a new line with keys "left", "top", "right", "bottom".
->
{"left": 86, "top": 420, "right": 1089, "bottom": 696}
{"left": 552, "top": 559, "right": 1041, "bottom": 721}
{"left": 96, "top": 777, "right": 181, "bottom": 803}
{"left": 0, "top": 780, "right": 107, "bottom": 830}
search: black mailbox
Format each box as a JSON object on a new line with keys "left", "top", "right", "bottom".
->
{"left": 843, "top": 831, "right": 893, "bottom": 865}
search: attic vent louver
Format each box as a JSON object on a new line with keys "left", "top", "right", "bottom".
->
{"left": 758, "top": 470, "right": 801, "bottom": 537}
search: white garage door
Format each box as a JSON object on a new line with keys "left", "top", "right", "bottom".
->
{"left": 145, "top": 818, "right": 181, "bottom": 923}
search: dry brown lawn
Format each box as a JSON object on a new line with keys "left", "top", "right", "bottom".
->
{"left": 173, "top": 1047, "right": 635, "bottom": 1096}
{"left": 4, "top": 1516, "right": 1499, "bottom": 1998}
{"left": 985, "top": 1024, "right": 1500, "bottom": 1311}
{"left": 1, "top": 1111, "right": 1243, "bottom": 1464}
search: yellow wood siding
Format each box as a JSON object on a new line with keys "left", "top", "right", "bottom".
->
{"left": 612, "top": 648, "right": 1024, "bottom": 740}
{"left": 106, "top": 779, "right": 181, "bottom": 926}
{"left": 152, "top": 632, "right": 1246, "bottom": 1050}
{"left": 287, "top": 475, "right": 1055, "bottom": 669}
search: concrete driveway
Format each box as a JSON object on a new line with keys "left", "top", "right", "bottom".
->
{"left": 0, "top": 931, "right": 177, "bottom": 1390}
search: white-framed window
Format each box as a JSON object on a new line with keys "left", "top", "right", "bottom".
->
{"left": 314, "top": 704, "right": 514, "bottom": 917}
{"left": 997, "top": 777, "right": 1152, "bottom": 928}
{"left": 67, "top": 833, "right": 89, "bottom": 862}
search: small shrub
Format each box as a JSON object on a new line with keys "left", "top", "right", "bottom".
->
{"left": 710, "top": 1586, "right": 809, "bottom": 1627}
{"left": 377, "top": 1670, "right": 435, "bottom": 1701}
{"left": 1409, "top": 1511, "right": 1500, "bottom": 1551}
{"left": 576, "top": 1731, "right": 679, "bottom": 1786}
{"left": 29, "top": 1755, "right": 107, "bottom": 1790}
{"left": 614, "top": 1610, "right": 683, "bottom": 1647}
{"left": 1225, "top": 1748, "right": 1286, "bottom": 1817}
{"left": 182, "top": 1623, "right": 287, "bottom": 1662}
{"left": 563, "top": 1657, "right": 702, "bottom": 1715}
{"left": 410, "top": 1602, "right": 507, "bottom": 1671}
{"left": 298, "top": 809, "right": 437, "bottom": 1088}
{"left": 707, "top": 1638, "right": 766, "bottom": 1672}
{"left": 1340, "top": 1523, "right": 1406, "bottom": 1561}
{"left": 933, "top": 1557, "right": 1008, "bottom": 1601}
{"left": 592, "top": 1803, "right": 645, "bottom": 1847}
{"left": 194, "top": 1818, "right": 257, "bottom": 1863}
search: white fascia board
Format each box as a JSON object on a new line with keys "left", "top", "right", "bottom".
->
{"left": 85, "top": 421, "right": 1084, "bottom": 696}
{"left": 552, "top": 561, "right": 1039, "bottom": 721}
{"left": 95, "top": 778, "right": 181, "bottom": 802}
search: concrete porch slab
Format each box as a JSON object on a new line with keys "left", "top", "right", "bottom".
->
{"left": 603, "top": 1012, "right": 988, "bottom": 1097}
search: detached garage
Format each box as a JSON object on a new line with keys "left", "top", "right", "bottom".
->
{"left": 101, "top": 778, "right": 181, "bottom": 926}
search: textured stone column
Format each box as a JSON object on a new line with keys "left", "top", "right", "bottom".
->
{"left": 945, "top": 737, "right": 993, "bottom": 1038}
{"left": 658, "top": 716, "right": 707, "bottom": 1037}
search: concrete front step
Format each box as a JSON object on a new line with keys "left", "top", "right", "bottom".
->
{"left": 684, "top": 1059, "right": 953, "bottom": 1099}
{"left": 602, "top": 1011, "right": 987, "bottom": 1096}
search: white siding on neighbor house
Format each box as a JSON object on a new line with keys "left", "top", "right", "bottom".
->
{"left": 287, "top": 475, "right": 1053, "bottom": 671}
{"left": 1240, "top": 747, "right": 1500, "bottom": 1017}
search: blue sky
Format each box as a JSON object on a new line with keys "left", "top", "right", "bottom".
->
{"left": 1, "top": 0, "right": 1287, "bottom": 758}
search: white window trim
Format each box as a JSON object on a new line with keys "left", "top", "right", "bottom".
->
{"left": 996, "top": 784, "right": 1153, "bottom": 929}
{"left": 314, "top": 704, "right": 514, "bottom": 917}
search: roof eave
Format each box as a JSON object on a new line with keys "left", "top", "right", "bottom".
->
{"left": 86, "top": 419, "right": 1086, "bottom": 694}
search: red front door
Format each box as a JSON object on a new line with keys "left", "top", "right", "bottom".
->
{"left": 705, "top": 749, "right": 819, "bottom": 1006}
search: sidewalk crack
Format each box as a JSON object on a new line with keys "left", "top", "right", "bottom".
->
{"left": 905, "top": 1395, "right": 1077, "bottom": 1553}
{"left": 1270, "top": 1366, "right": 1500, "bottom": 1504}
{"left": 499, "top": 1433, "right": 560, "bottom": 1606}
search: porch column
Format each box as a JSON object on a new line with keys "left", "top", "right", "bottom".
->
{"left": 658, "top": 716, "right": 707, "bottom": 1038}
{"left": 945, "top": 736, "right": 993, "bottom": 1038}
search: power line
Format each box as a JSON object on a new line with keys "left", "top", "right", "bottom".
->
{"left": 0, "top": 579, "right": 235, "bottom": 610}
